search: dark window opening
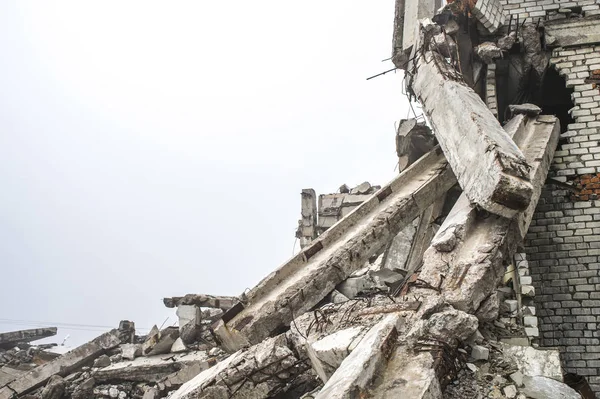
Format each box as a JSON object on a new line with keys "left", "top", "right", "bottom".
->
{"left": 535, "top": 67, "right": 575, "bottom": 133}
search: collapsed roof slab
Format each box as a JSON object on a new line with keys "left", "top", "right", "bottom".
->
{"left": 214, "top": 146, "right": 457, "bottom": 352}
{"left": 417, "top": 113, "right": 560, "bottom": 314}
{"left": 407, "top": 46, "right": 534, "bottom": 218}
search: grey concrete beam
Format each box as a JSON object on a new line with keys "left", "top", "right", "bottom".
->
{"left": 545, "top": 15, "right": 600, "bottom": 48}
{"left": 417, "top": 113, "right": 560, "bottom": 314}
{"left": 0, "top": 330, "right": 123, "bottom": 399}
{"left": 163, "top": 294, "right": 238, "bottom": 311}
{"left": 0, "top": 328, "right": 57, "bottom": 349}
{"left": 213, "top": 145, "right": 457, "bottom": 351}
{"left": 407, "top": 40, "right": 534, "bottom": 218}
{"left": 94, "top": 351, "right": 216, "bottom": 383}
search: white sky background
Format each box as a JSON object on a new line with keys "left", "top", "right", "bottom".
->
{"left": 0, "top": 1, "right": 409, "bottom": 346}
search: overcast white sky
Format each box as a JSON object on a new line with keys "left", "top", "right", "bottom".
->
{"left": 0, "top": 1, "right": 409, "bottom": 346}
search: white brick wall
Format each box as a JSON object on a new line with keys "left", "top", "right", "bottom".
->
{"left": 473, "top": 0, "right": 506, "bottom": 33}
{"left": 498, "top": 0, "right": 600, "bottom": 22}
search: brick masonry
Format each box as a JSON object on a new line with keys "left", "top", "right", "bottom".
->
{"left": 485, "top": 63, "right": 499, "bottom": 117}
{"left": 473, "top": 0, "right": 506, "bottom": 33}
{"left": 498, "top": 0, "right": 600, "bottom": 21}
{"left": 523, "top": 42, "right": 600, "bottom": 394}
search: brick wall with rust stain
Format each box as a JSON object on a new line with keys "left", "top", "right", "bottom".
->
{"left": 572, "top": 173, "right": 600, "bottom": 201}
{"left": 520, "top": 44, "right": 600, "bottom": 393}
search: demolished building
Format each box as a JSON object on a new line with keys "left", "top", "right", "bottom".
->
{"left": 2, "top": 0, "right": 600, "bottom": 397}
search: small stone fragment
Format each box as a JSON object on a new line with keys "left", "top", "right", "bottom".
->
{"left": 470, "top": 345, "right": 489, "bottom": 361}
{"left": 503, "top": 385, "right": 517, "bottom": 399}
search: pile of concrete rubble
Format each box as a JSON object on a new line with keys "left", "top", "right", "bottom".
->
{"left": 3, "top": 0, "right": 600, "bottom": 397}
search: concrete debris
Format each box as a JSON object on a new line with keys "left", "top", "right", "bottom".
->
{"left": 475, "top": 42, "right": 503, "bottom": 64}
{"left": 3, "top": 3, "right": 590, "bottom": 398}
{"left": 315, "top": 315, "right": 399, "bottom": 399}
{"left": 395, "top": 118, "right": 436, "bottom": 172}
{"left": 169, "top": 335, "right": 308, "bottom": 399}
{"left": 214, "top": 146, "right": 456, "bottom": 352}
{"left": 501, "top": 344, "right": 563, "bottom": 381}
{"left": 520, "top": 376, "right": 581, "bottom": 399}
{"left": 141, "top": 327, "right": 180, "bottom": 357}
{"left": 306, "top": 326, "right": 365, "bottom": 382}
{"left": 163, "top": 294, "right": 238, "bottom": 311}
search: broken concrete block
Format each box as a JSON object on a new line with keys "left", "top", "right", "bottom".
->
{"left": 466, "top": 330, "right": 484, "bottom": 346}
{"left": 471, "top": 345, "right": 489, "bottom": 361}
{"left": 177, "top": 305, "right": 201, "bottom": 330}
{"left": 475, "top": 292, "right": 499, "bottom": 322}
{"left": 413, "top": 308, "right": 479, "bottom": 345}
{"left": 510, "top": 370, "right": 524, "bottom": 387}
{"left": 503, "top": 384, "right": 517, "bottom": 399}
{"left": 407, "top": 41, "right": 533, "bottom": 218}
{"left": 475, "top": 42, "right": 502, "bottom": 63}
{"left": 368, "top": 347, "right": 442, "bottom": 398}
{"left": 93, "top": 355, "right": 111, "bottom": 368}
{"left": 142, "top": 327, "right": 180, "bottom": 357}
{"left": 350, "top": 181, "right": 372, "bottom": 195}
{"left": 170, "top": 335, "right": 302, "bottom": 399}
{"left": 40, "top": 375, "right": 66, "bottom": 399}
{"left": 170, "top": 338, "right": 187, "bottom": 353}
{"left": 328, "top": 290, "right": 349, "bottom": 304}
{"left": 502, "top": 344, "right": 562, "bottom": 381}
{"left": 383, "top": 219, "right": 417, "bottom": 271}
{"left": 120, "top": 344, "right": 142, "bottom": 361}
{"left": 306, "top": 326, "right": 365, "bottom": 382}
{"left": 395, "top": 119, "right": 436, "bottom": 172}
{"left": 505, "top": 300, "right": 518, "bottom": 313}
{"left": 520, "top": 376, "right": 580, "bottom": 399}
{"left": 315, "top": 315, "right": 399, "bottom": 399}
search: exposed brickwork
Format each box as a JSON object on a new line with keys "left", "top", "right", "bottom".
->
{"left": 523, "top": 43, "right": 600, "bottom": 395}
{"left": 486, "top": 63, "right": 499, "bottom": 117}
{"left": 498, "top": 0, "right": 600, "bottom": 21}
{"left": 473, "top": 0, "right": 506, "bottom": 33}
{"left": 572, "top": 173, "right": 600, "bottom": 201}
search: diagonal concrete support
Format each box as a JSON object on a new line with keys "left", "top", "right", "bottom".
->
{"left": 417, "top": 112, "right": 560, "bottom": 314}
{"left": 407, "top": 34, "right": 534, "bottom": 218}
{"left": 214, "top": 146, "right": 457, "bottom": 352}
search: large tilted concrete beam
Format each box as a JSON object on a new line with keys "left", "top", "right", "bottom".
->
{"left": 0, "top": 330, "right": 123, "bottom": 399}
{"left": 0, "top": 328, "right": 57, "bottom": 349}
{"left": 418, "top": 112, "right": 560, "bottom": 314}
{"left": 407, "top": 36, "right": 534, "bottom": 218}
{"left": 214, "top": 146, "right": 457, "bottom": 352}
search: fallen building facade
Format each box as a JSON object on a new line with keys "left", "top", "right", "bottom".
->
{"left": 2, "top": 0, "right": 600, "bottom": 398}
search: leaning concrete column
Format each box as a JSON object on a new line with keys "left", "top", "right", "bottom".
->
{"left": 406, "top": 26, "right": 534, "bottom": 218}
